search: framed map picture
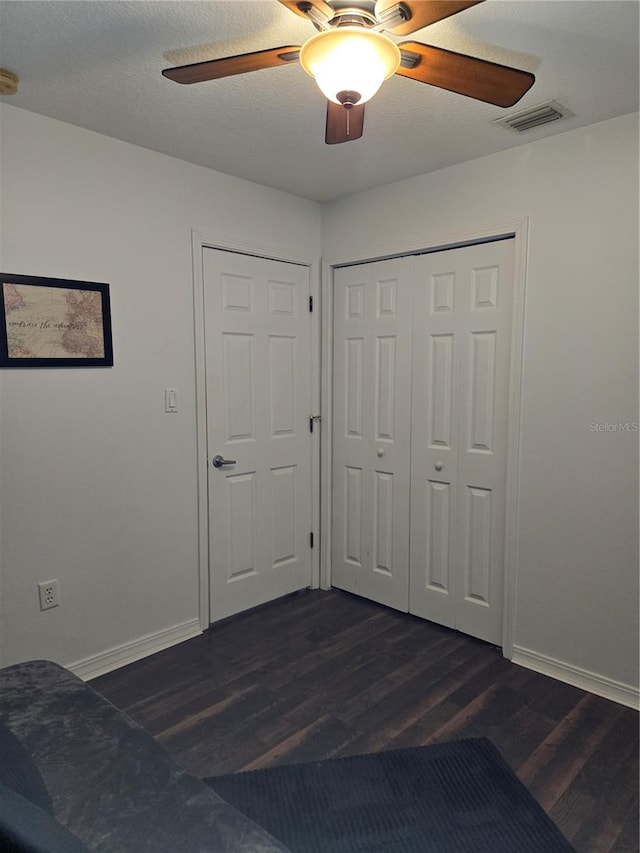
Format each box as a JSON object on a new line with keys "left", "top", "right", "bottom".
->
{"left": 0, "top": 274, "right": 113, "bottom": 367}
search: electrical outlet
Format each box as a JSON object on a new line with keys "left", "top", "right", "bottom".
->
{"left": 38, "top": 579, "right": 60, "bottom": 611}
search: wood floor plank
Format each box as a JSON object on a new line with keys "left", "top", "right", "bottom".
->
{"left": 610, "top": 814, "right": 640, "bottom": 853}
{"left": 92, "top": 589, "right": 639, "bottom": 853}
{"left": 567, "top": 718, "right": 640, "bottom": 853}
{"left": 518, "top": 693, "right": 622, "bottom": 810}
{"left": 343, "top": 645, "right": 496, "bottom": 754}
{"left": 240, "top": 714, "right": 359, "bottom": 771}
{"left": 492, "top": 705, "right": 561, "bottom": 770}
{"left": 267, "top": 610, "right": 400, "bottom": 693}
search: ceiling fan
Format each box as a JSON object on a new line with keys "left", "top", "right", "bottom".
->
{"left": 162, "top": 0, "right": 535, "bottom": 145}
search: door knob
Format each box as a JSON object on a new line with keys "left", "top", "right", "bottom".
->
{"left": 377, "top": 447, "right": 385, "bottom": 457}
{"left": 434, "top": 461, "right": 443, "bottom": 471}
{"left": 212, "top": 455, "right": 236, "bottom": 468}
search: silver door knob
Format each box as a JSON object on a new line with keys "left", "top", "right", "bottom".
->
{"left": 434, "top": 461, "right": 443, "bottom": 471}
{"left": 377, "top": 447, "right": 385, "bottom": 457}
{"left": 212, "top": 455, "right": 236, "bottom": 468}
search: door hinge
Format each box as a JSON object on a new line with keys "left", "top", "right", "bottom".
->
{"left": 310, "top": 531, "right": 314, "bottom": 549}
{"left": 309, "top": 295, "right": 313, "bottom": 313}
{"left": 309, "top": 414, "right": 321, "bottom": 433}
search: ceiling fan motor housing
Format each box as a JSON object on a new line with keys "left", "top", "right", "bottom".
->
{"left": 330, "top": 7, "right": 378, "bottom": 27}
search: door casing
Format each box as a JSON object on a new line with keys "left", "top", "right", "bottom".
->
{"left": 320, "top": 220, "right": 529, "bottom": 659}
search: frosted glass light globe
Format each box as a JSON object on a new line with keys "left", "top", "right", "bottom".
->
{"left": 300, "top": 28, "right": 401, "bottom": 106}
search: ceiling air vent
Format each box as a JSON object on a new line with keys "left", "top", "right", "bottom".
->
{"left": 494, "top": 100, "right": 573, "bottom": 133}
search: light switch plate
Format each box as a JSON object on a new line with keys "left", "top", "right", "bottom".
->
{"left": 165, "top": 388, "right": 178, "bottom": 413}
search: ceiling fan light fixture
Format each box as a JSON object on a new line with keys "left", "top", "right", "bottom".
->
{"left": 300, "top": 27, "right": 400, "bottom": 106}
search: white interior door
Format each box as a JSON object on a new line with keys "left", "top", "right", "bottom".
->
{"left": 331, "top": 257, "right": 413, "bottom": 611}
{"left": 409, "top": 241, "right": 514, "bottom": 644}
{"left": 203, "top": 248, "right": 312, "bottom": 622}
{"left": 331, "top": 240, "right": 514, "bottom": 645}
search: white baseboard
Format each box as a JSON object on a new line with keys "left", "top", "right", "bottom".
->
{"left": 511, "top": 645, "right": 639, "bottom": 710}
{"left": 68, "top": 618, "right": 202, "bottom": 681}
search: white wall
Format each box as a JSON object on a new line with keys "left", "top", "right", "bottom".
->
{"left": 0, "top": 104, "right": 321, "bottom": 673}
{"left": 322, "top": 113, "right": 639, "bottom": 698}
{"left": 1, "top": 102, "right": 637, "bottom": 703}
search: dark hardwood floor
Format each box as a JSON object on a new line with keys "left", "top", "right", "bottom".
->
{"left": 92, "top": 589, "right": 639, "bottom": 853}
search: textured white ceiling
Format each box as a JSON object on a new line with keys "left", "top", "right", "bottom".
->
{"left": 0, "top": 0, "right": 638, "bottom": 202}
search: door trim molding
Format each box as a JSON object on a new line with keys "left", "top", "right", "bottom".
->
{"left": 501, "top": 220, "right": 529, "bottom": 659}
{"left": 320, "top": 218, "right": 529, "bottom": 656}
{"left": 191, "top": 230, "right": 321, "bottom": 630}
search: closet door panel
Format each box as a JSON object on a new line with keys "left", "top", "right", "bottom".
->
{"left": 410, "top": 241, "right": 514, "bottom": 644}
{"left": 332, "top": 257, "right": 413, "bottom": 611}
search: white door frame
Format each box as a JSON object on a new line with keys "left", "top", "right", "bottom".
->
{"left": 320, "top": 219, "right": 529, "bottom": 659}
{"left": 192, "top": 229, "right": 322, "bottom": 629}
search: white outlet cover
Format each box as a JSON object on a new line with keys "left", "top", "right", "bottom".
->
{"left": 38, "top": 579, "right": 59, "bottom": 610}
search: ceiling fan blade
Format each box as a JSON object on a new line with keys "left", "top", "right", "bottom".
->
{"left": 278, "top": 0, "right": 334, "bottom": 22}
{"left": 397, "top": 42, "right": 534, "bottom": 107}
{"left": 162, "top": 46, "right": 301, "bottom": 85}
{"left": 377, "top": 0, "right": 484, "bottom": 36}
{"left": 326, "top": 101, "right": 365, "bottom": 144}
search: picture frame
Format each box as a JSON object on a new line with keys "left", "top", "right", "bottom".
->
{"left": 0, "top": 273, "right": 113, "bottom": 367}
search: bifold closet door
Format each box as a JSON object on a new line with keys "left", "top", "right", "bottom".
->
{"left": 409, "top": 240, "right": 514, "bottom": 645}
{"left": 331, "top": 257, "right": 413, "bottom": 611}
